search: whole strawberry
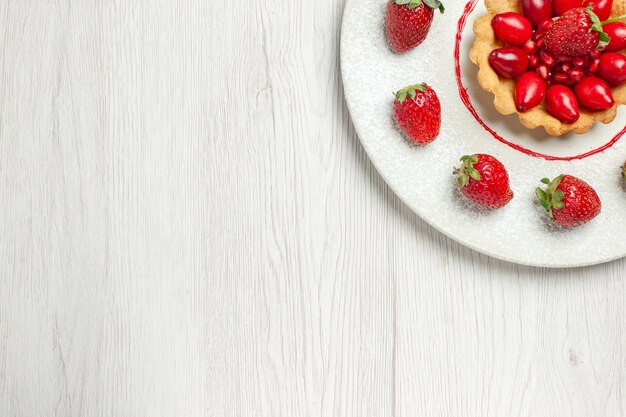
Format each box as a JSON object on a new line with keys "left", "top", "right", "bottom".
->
{"left": 544, "top": 5, "right": 611, "bottom": 57}
{"left": 386, "top": 0, "right": 444, "bottom": 53}
{"left": 393, "top": 83, "right": 441, "bottom": 144}
{"left": 536, "top": 175, "right": 601, "bottom": 227}
{"left": 454, "top": 154, "right": 514, "bottom": 209}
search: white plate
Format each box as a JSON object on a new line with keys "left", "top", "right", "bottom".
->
{"left": 340, "top": 0, "right": 626, "bottom": 268}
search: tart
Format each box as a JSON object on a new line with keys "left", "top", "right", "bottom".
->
{"left": 470, "top": 0, "right": 626, "bottom": 136}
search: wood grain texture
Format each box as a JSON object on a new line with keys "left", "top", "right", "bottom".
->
{"left": 0, "top": 0, "right": 625, "bottom": 416}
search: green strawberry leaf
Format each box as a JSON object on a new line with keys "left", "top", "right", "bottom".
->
{"left": 549, "top": 175, "right": 563, "bottom": 193}
{"left": 394, "top": 83, "right": 427, "bottom": 103}
{"left": 423, "top": 0, "right": 445, "bottom": 13}
{"left": 394, "top": 0, "right": 424, "bottom": 9}
{"left": 454, "top": 154, "right": 480, "bottom": 189}
{"left": 541, "top": 178, "right": 551, "bottom": 185}
{"left": 553, "top": 189, "right": 565, "bottom": 202}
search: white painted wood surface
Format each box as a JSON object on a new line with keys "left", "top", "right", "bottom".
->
{"left": 0, "top": 1, "right": 625, "bottom": 416}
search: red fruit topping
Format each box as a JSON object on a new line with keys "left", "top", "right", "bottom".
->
{"left": 574, "top": 75, "right": 615, "bottom": 110}
{"left": 546, "top": 85, "right": 580, "bottom": 123}
{"left": 489, "top": 47, "right": 529, "bottom": 78}
{"left": 454, "top": 154, "right": 514, "bottom": 209}
{"left": 522, "top": 0, "right": 553, "bottom": 27}
{"left": 537, "top": 63, "right": 551, "bottom": 79}
{"left": 539, "top": 19, "right": 555, "bottom": 33}
{"left": 515, "top": 72, "right": 547, "bottom": 112}
{"left": 570, "top": 68, "right": 585, "bottom": 81}
{"left": 539, "top": 49, "right": 556, "bottom": 66}
{"left": 529, "top": 54, "right": 539, "bottom": 68}
{"left": 552, "top": 72, "right": 570, "bottom": 83}
{"left": 536, "top": 37, "right": 546, "bottom": 49}
{"left": 603, "top": 22, "right": 626, "bottom": 52}
{"left": 560, "top": 62, "right": 572, "bottom": 72}
{"left": 492, "top": 12, "right": 533, "bottom": 46}
{"left": 393, "top": 83, "right": 441, "bottom": 144}
{"left": 386, "top": 0, "right": 445, "bottom": 53}
{"left": 596, "top": 52, "right": 626, "bottom": 85}
{"left": 587, "top": 58, "right": 601, "bottom": 74}
{"left": 583, "top": 0, "right": 613, "bottom": 21}
{"left": 553, "top": 0, "right": 583, "bottom": 17}
{"left": 536, "top": 175, "right": 601, "bottom": 227}
{"left": 524, "top": 39, "right": 538, "bottom": 54}
{"left": 544, "top": 6, "right": 610, "bottom": 58}
{"left": 572, "top": 56, "right": 587, "bottom": 67}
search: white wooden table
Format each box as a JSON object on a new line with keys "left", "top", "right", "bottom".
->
{"left": 1, "top": 1, "right": 625, "bottom": 416}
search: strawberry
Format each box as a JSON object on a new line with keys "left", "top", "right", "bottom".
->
{"left": 393, "top": 83, "right": 441, "bottom": 144}
{"left": 536, "top": 175, "right": 601, "bottom": 227}
{"left": 544, "top": 6, "right": 608, "bottom": 57}
{"left": 386, "top": 0, "right": 444, "bottom": 53}
{"left": 544, "top": 5, "right": 626, "bottom": 57}
{"left": 454, "top": 154, "right": 514, "bottom": 209}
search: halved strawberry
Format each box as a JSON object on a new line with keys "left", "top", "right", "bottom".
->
{"left": 536, "top": 175, "right": 601, "bottom": 227}
{"left": 386, "top": 0, "right": 445, "bottom": 53}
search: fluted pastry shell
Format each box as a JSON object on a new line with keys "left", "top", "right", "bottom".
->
{"left": 470, "top": 0, "right": 626, "bottom": 136}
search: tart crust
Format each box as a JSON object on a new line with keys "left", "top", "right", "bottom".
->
{"left": 470, "top": 0, "right": 626, "bottom": 136}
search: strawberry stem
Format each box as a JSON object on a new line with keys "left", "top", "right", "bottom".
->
{"left": 601, "top": 14, "right": 626, "bottom": 25}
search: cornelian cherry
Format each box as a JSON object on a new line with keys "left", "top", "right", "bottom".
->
{"left": 603, "top": 23, "right": 626, "bottom": 52}
{"left": 596, "top": 53, "right": 626, "bottom": 86}
{"left": 492, "top": 13, "right": 533, "bottom": 46}
{"left": 521, "top": 0, "right": 552, "bottom": 26}
{"left": 574, "top": 76, "right": 615, "bottom": 110}
{"left": 546, "top": 85, "right": 579, "bottom": 123}
{"left": 583, "top": 0, "right": 613, "bottom": 21}
{"left": 489, "top": 47, "right": 529, "bottom": 78}
{"left": 515, "top": 72, "right": 547, "bottom": 112}
{"left": 552, "top": 0, "right": 581, "bottom": 17}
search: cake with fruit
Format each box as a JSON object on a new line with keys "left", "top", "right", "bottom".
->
{"left": 471, "top": 0, "right": 626, "bottom": 136}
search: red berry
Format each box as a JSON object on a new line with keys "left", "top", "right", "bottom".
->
{"left": 524, "top": 39, "right": 538, "bottom": 54}
{"left": 596, "top": 52, "right": 626, "bottom": 85}
{"left": 516, "top": 72, "right": 547, "bottom": 111}
{"left": 455, "top": 154, "right": 513, "bottom": 209}
{"left": 539, "top": 19, "right": 555, "bottom": 32}
{"left": 552, "top": 72, "right": 570, "bottom": 83}
{"left": 587, "top": 58, "right": 601, "bottom": 74}
{"left": 570, "top": 68, "right": 585, "bottom": 81}
{"left": 553, "top": 0, "right": 583, "bottom": 16}
{"left": 583, "top": 0, "right": 613, "bottom": 21}
{"left": 393, "top": 83, "right": 441, "bottom": 144}
{"left": 574, "top": 76, "right": 615, "bottom": 110}
{"left": 546, "top": 85, "right": 580, "bottom": 123}
{"left": 492, "top": 13, "right": 533, "bottom": 46}
{"left": 537, "top": 63, "right": 551, "bottom": 79}
{"left": 386, "top": 0, "right": 444, "bottom": 53}
{"left": 603, "top": 22, "right": 626, "bottom": 52}
{"left": 522, "top": 0, "right": 553, "bottom": 27}
{"left": 540, "top": 50, "right": 556, "bottom": 67}
{"left": 529, "top": 54, "right": 539, "bottom": 68}
{"left": 536, "top": 175, "right": 601, "bottom": 227}
{"left": 489, "top": 47, "right": 529, "bottom": 78}
{"left": 544, "top": 7, "right": 603, "bottom": 58}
